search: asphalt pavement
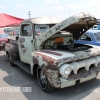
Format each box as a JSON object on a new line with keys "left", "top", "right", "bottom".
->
{"left": 0, "top": 51, "right": 100, "bottom": 100}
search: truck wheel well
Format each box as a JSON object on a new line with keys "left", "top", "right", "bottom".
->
{"left": 33, "top": 64, "right": 39, "bottom": 77}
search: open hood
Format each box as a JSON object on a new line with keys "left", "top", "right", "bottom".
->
{"left": 35, "top": 12, "right": 97, "bottom": 47}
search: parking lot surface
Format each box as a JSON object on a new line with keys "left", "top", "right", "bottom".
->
{"left": 0, "top": 51, "right": 100, "bottom": 100}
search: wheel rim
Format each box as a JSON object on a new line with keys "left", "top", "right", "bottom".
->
{"left": 37, "top": 68, "right": 47, "bottom": 90}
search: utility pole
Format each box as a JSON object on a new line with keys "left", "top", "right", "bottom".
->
{"left": 28, "top": 11, "right": 31, "bottom": 18}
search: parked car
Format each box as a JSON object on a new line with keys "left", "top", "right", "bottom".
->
{"left": 75, "top": 30, "right": 100, "bottom": 48}
{"left": 0, "top": 33, "right": 9, "bottom": 49}
{"left": 0, "top": 33, "right": 9, "bottom": 42}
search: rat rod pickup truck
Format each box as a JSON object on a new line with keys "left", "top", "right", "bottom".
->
{"left": 5, "top": 12, "right": 100, "bottom": 92}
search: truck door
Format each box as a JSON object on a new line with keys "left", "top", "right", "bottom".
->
{"left": 18, "top": 23, "right": 33, "bottom": 64}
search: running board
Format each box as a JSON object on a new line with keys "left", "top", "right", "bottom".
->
{"left": 14, "top": 60, "right": 31, "bottom": 74}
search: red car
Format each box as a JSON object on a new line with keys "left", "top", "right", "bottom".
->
{"left": 0, "top": 33, "right": 9, "bottom": 49}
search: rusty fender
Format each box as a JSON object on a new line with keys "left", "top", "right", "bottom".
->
{"left": 33, "top": 52, "right": 62, "bottom": 68}
{"left": 43, "top": 68, "right": 61, "bottom": 88}
{"left": 33, "top": 52, "right": 62, "bottom": 88}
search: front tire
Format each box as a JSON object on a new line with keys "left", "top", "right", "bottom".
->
{"left": 37, "top": 67, "right": 54, "bottom": 92}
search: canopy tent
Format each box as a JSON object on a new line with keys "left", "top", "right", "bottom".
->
{"left": 0, "top": 13, "right": 24, "bottom": 28}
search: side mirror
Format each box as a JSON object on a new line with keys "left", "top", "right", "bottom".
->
{"left": 16, "top": 36, "right": 19, "bottom": 40}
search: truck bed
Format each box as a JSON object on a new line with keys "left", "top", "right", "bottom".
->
{"left": 8, "top": 36, "right": 18, "bottom": 44}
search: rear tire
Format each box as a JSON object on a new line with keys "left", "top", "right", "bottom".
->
{"left": 7, "top": 53, "right": 15, "bottom": 67}
{"left": 37, "top": 67, "right": 54, "bottom": 92}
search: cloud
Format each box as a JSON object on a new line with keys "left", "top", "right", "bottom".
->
{"left": 15, "top": 4, "right": 27, "bottom": 8}
{"left": 89, "top": 0, "right": 100, "bottom": 7}
{"left": 46, "top": 0, "right": 60, "bottom": 3}
{"left": 67, "top": 4, "right": 83, "bottom": 9}
{"left": 0, "top": 6, "right": 6, "bottom": 9}
{"left": 51, "top": 6, "right": 64, "bottom": 10}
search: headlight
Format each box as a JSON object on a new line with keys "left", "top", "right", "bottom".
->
{"left": 59, "top": 64, "right": 71, "bottom": 78}
{"left": 64, "top": 67, "right": 71, "bottom": 75}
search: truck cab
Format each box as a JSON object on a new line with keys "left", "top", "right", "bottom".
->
{"left": 18, "top": 17, "right": 62, "bottom": 64}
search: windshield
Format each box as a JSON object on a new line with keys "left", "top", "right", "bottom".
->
{"left": 0, "top": 34, "right": 9, "bottom": 38}
{"left": 35, "top": 24, "right": 50, "bottom": 35}
{"left": 94, "top": 32, "right": 100, "bottom": 41}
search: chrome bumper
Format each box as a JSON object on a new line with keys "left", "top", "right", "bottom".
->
{"left": 60, "top": 67, "right": 100, "bottom": 88}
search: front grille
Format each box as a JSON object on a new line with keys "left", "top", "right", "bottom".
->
{"left": 68, "top": 65, "right": 100, "bottom": 81}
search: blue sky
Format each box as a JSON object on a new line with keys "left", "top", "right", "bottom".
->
{"left": 0, "top": 0, "right": 100, "bottom": 20}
